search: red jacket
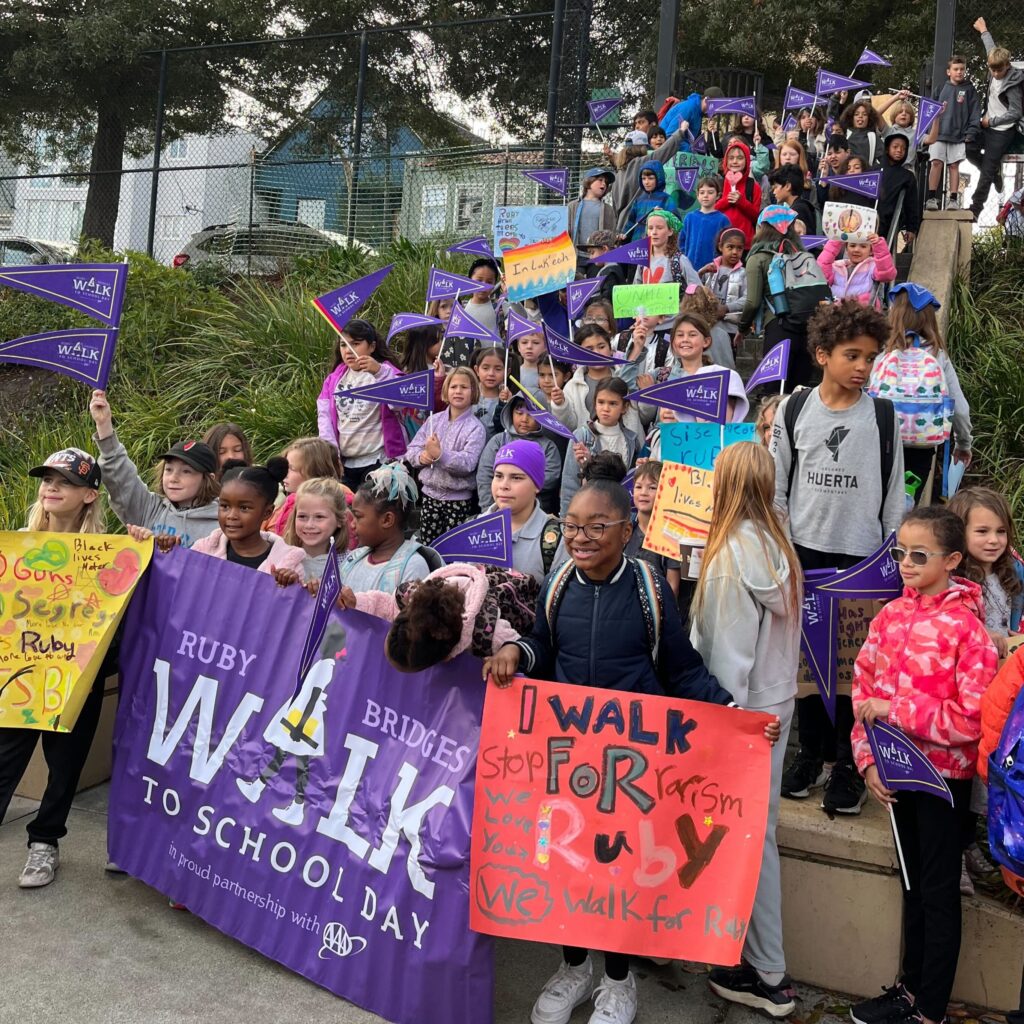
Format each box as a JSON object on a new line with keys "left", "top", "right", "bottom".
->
{"left": 852, "top": 579, "right": 998, "bottom": 780}
{"left": 714, "top": 139, "right": 761, "bottom": 247}
{"left": 979, "top": 645, "right": 1024, "bottom": 782}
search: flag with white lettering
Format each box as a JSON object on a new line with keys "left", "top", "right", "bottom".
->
{"left": 386, "top": 313, "right": 443, "bottom": 345}
{"left": 425, "top": 266, "right": 493, "bottom": 302}
{"left": 916, "top": 98, "right": 945, "bottom": 145}
{"left": 815, "top": 69, "right": 870, "bottom": 95}
{"left": 313, "top": 265, "right": 393, "bottom": 334}
{"left": 784, "top": 86, "right": 819, "bottom": 111}
{"left": 627, "top": 369, "right": 729, "bottom": 422}
{"left": 343, "top": 369, "right": 434, "bottom": 410}
{"left": 521, "top": 168, "right": 569, "bottom": 196}
{"left": 744, "top": 339, "right": 790, "bottom": 392}
{"left": 866, "top": 721, "right": 954, "bottom": 804}
{"left": 706, "top": 96, "right": 758, "bottom": 118}
{"left": 856, "top": 48, "right": 891, "bottom": 68}
{"left": 431, "top": 508, "right": 513, "bottom": 568}
{"left": 0, "top": 326, "right": 118, "bottom": 388}
{"left": 676, "top": 167, "right": 700, "bottom": 194}
{"left": 0, "top": 261, "right": 127, "bottom": 326}
{"left": 444, "top": 303, "right": 503, "bottom": 345}
{"left": 446, "top": 236, "right": 497, "bottom": 260}
{"left": 589, "top": 236, "right": 650, "bottom": 268}
{"left": 294, "top": 539, "right": 341, "bottom": 694}
{"left": 820, "top": 171, "right": 881, "bottom": 199}
{"left": 587, "top": 97, "right": 623, "bottom": 123}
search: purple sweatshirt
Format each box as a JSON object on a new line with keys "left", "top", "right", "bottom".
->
{"left": 405, "top": 408, "right": 487, "bottom": 501}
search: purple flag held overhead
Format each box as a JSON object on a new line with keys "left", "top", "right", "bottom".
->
{"left": 691, "top": 133, "right": 708, "bottom": 155}
{"left": 294, "top": 539, "right": 341, "bottom": 695}
{"left": 866, "top": 721, "right": 954, "bottom": 804}
{"left": 706, "top": 96, "right": 758, "bottom": 118}
{"left": 784, "top": 85, "right": 819, "bottom": 111}
{"left": 820, "top": 171, "right": 881, "bottom": 199}
{"left": 425, "top": 266, "right": 492, "bottom": 302}
{"left": 809, "top": 532, "right": 901, "bottom": 598}
{"left": 781, "top": 113, "right": 798, "bottom": 133}
{"left": 916, "top": 98, "right": 945, "bottom": 145}
{"left": 589, "top": 236, "right": 650, "bottom": 267}
{"left": 386, "top": 313, "right": 443, "bottom": 344}
{"left": 445, "top": 303, "right": 503, "bottom": 346}
{"left": 815, "top": 68, "right": 870, "bottom": 96}
{"left": 0, "top": 261, "right": 127, "bottom": 327}
{"left": 521, "top": 168, "right": 569, "bottom": 197}
{"left": 622, "top": 467, "right": 636, "bottom": 500}
{"left": 505, "top": 308, "right": 538, "bottom": 343}
{"left": 627, "top": 369, "right": 729, "bottom": 422}
{"left": 801, "top": 235, "right": 828, "bottom": 250}
{"left": 432, "top": 508, "right": 513, "bottom": 568}
{"left": 856, "top": 47, "right": 892, "bottom": 68}
{"left": 587, "top": 97, "right": 623, "bottom": 123}
{"left": 343, "top": 368, "right": 434, "bottom": 410}
{"left": 313, "top": 264, "right": 393, "bottom": 335}
{"left": 675, "top": 167, "right": 700, "bottom": 194}
{"left": 745, "top": 338, "right": 791, "bottom": 392}
{"left": 544, "top": 326, "right": 626, "bottom": 367}
{"left": 566, "top": 277, "right": 603, "bottom": 319}
{"left": 446, "top": 236, "right": 497, "bottom": 260}
{"left": 0, "top": 326, "right": 118, "bottom": 388}
{"left": 799, "top": 582, "right": 840, "bottom": 721}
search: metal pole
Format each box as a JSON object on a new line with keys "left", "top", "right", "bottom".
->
{"left": 347, "top": 30, "right": 369, "bottom": 241}
{"left": 931, "top": 0, "right": 957, "bottom": 104}
{"left": 654, "top": 0, "right": 679, "bottom": 108}
{"left": 543, "top": 0, "right": 566, "bottom": 168}
{"left": 247, "top": 148, "right": 255, "bottom": 277}
{"left": 146, "top": 49, "right": 168, "bottom": 259}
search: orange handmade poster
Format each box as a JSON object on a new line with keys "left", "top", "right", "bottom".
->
{"left": 643, "top": 460, "right": 714, "bottom": 558}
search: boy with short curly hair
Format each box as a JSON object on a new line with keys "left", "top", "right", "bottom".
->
{"left": 770, "top": 300, "right": 905, "bottom": 818}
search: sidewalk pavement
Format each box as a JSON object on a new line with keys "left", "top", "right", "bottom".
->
{"left": 1, "top": 784, "right": 856, "bottom": 1024}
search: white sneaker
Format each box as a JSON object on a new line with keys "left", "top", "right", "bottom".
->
{"left": 236, "top": 777, "right": 265, "bottom": 803}
{"left": 924, "top": 198, "right": 939, "bottom": 211}
{"left": 589, "top": 973, "right": 637, "bottom": 1024}
{"left": 272, "top": 799, "right": 305, "bottom": 826}
{"left": 947, "top": 195, "right": 961, "bottom": 211}
{"left": 531, "top": 958, "right": 593, "bottom": 1024}
{"left": 19, "top": 842, "right": 59, "bottom": 888}
{"left": 960, "top": 854, "right": 975, "bottom": 896}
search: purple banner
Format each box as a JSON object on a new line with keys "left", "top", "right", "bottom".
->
{"left": 386, "top": 313, "right": 443, "bottom": 345}
{"left": 815, "top": 69, "right": 869, "bottom": 96}
{"left": 432, "top": 508, "right": 513, "bottom": 568}
{"left": 446, "top": 236, "right": 497, "bottom": 260}
{"left": 295, "top": 540, "right": 341, "bottom": 692}
{"left": 799, "top": 582, "right": 839, "bottom": 721}
{"left": 784, "top": 86, "right": 819, "bottom": 111}
{"left": 0, "top": 261, "right": 127, "bottom": 326}
{"left": 916, "top": 98, "right": 944, "bottom": 145}
{"left": 521, "top": 168, "right": 569, "bottom": 197}
{"left": 691, "top": 133, "right": 708, "bottom": 155}
{"left": 586, "top": 97, "right": 623, "bottom": 124}
{"left": 313, "top": 265, "right": 393, "bottom": 335}
{"left": 445, "top": 303, "right": 503, "bottom": 346}
{"left": 589, "top": 236, "right": 650, "bottom": 268}
{"left": 627, "top": 369, "right": 729, "bottom": 422}
{"left": 821, "top": 171, "right": 881, "bottom": 199}
{"left": 530, "top": 407, "right": 575, "bottom": 440}
{"left": 856, "top": 48, "right": 891, "bottom": 68}
{"left": 745, "top": 338, "right": 790, "bottom": 392}
{"left": 0, "top": 326, "right": 118, "bottom": 388}
{"left": 801, "top": 235, "right": 828, "bottom": 251}
{"left": 566, "top": 277, "right": 603, "bottom": 319}
{"left": 809, "top": 533, "right": 901, "bottom": 598}
{"left": 706, "top": 96, "right": 758, "bottom": 119}
{"left": 108, "top": 552, "right": 493, "bottom": 1024}
{"left": 866, "top": 721, "right": 954, "bottom": 804}
{"left": 344, "top": 369, "right": 435, "bottom": 411}
{"left": 425, "top": 267, "right": 492, "bottom": 302}
{"left": 781, "top": 113, "right": 798, "bottom": 133}
{"left": 675, "top": 167, "right": 700, "bottom": 194}
{"left": 505, "top": 308, "right": 538, "bottom": 343}
{"left": 543, "top": 326, "right": 627, "bottom": 367}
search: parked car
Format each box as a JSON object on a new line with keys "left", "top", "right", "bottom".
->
{"left": 172, "top": 222, "right": 374, "bottom": 275}
{"left": 0, "top": 235, "right": 75, "bottom": 266}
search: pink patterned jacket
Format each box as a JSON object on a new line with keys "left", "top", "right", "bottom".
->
{"left": 852, "top": 578, "right": 998, "bottom": 780}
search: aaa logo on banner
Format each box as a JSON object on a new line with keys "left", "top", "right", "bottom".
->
{"left": 643, "top": 460, "right": 715, "bottom": 555}
{"left": 0, "top": 531, "right": 151, "bottom": 732}
{"left": 108, "top": 552, "right": 493, "bottom": 1024}
{"left": 503, "top": 232, "right": 577, "bottom": 303}
{"left": 470, "top": 676, "right": 771, "bottom": 962}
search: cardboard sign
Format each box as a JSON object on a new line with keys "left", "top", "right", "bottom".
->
{"left": 643, "top": 461, "right": 715, "bottom": 556}
{"left": 796, "top": 598, "right": 884, "bottom": 699}
{"left": 661, "top": 422, "right": 755, "bottom": 471}
{"left": 493, "top": 206, "right": 569, "bottom": 254}
{"left": 0, "top": 531, "right": 151, "bottom": 731}
{"left": 612, "top": 283, "right": 681, "bottom": 318}
{"left": 470, "top": 676, "right": 772, "bottom": 962}
{"left": 503, "top": 232, "right": 577, "bottom": 303}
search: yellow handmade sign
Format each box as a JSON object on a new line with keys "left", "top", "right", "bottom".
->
{"left": 0, "top": 532, "right": 151, "bottom": 732}
{"left": 642, "top": 459, "right": 715, "bottom": 559}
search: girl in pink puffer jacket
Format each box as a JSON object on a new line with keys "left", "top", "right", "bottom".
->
{"left": 817, "top": 232, "right": 896, "bottom": 307}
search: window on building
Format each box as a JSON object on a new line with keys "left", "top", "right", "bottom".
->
{"left": 24, "top": 199, "right": 84, "bottom": 242}
{"left": 420, "top": 185, "right": 448, "bottom": 236}
{"left": 455, "top": 186, "right": 484, "bottom": 233}
{"left": 167, "top": 138, "right": 189, "bottom": 160}
{"left": 159, "top": 214, "right": 186, "bottom": 240}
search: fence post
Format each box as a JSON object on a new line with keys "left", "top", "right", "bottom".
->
{"left": 146, "top": 49, "right": 168, "bottom": 259}
{"left": 543, "top": 0, "right": 567, "bottom": 168}
{"left": 247, "top": 147, "right": 255, "bottom": 277}
{"left": 346, "top": 29, "right": 369, "bottom": 241}
{"left": 931, "top": 0, "right": 957, "bottom": 101}
{"left": 655, "top": 0, "right": 679, "bottom": 108}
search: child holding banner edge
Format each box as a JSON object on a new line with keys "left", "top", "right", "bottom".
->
{"left": 850, "top": 507, "right": 997, "bottom": 1024}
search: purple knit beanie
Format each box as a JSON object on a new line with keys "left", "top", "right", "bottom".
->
{"left": 493, "top": 439, "right": 545, "bottom": 491}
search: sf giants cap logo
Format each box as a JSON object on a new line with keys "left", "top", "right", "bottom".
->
{"left": 183, "top": 441, "right": 196, "bottom": 450}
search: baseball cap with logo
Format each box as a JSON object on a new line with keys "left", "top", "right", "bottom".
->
{"left": 29, "top": 448, "right": 102, "bottom": 489}
{"left": 160, "top": 440, "right": 217, "bottom": 475}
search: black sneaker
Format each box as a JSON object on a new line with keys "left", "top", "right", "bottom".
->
{"left": 995, "top": 168, "right": 1004, "bottom": 193}
{"left": 850, "top": 983, "right": 915, "bottom": 1024}
{"left": 708, "top": 965, "right": 797, "bottom": 1018}
{"left": 781, "top": 750, "right": 826, "bottom": 799}
{"left": 822, "top": 760, "right": 867, "bottom": 818}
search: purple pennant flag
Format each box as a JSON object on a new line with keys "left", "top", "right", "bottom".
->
{"left": 589, "top": 236, "right": 651, "bottom": 268}
{"left": 815, "top": 68, "right": 870, "bottom": 96}
{"left": 386, "top": 313, "right": 443, "bottom": 345}
{"left": 627, "top": 369, "right": 729, "bottom": 422}
{"left": 820, "top": 171, "right": 881, "bottom": 199}
{"left": 675, "top": 167, "right": 700, "bottom": 194}
{"left": 566, "top": 277, "right": 603, "bottom": 319}
{"left": 294, "top": 538, "right": 340, "bottom": 696}
{"left": 446, "top": 236, "right": 497, "bottom": 260}
{"left": 784, "top": 85, "right": 819, "bottom": 111}
{"left": 691, "top": 133, "right": 708, "bottom": 155}
{"left": 0, "top": 326, "right": 118, "bottom": 388}
{"left": 530, "top": 408, "right": 575, "bottom": 440}
{"left": 0, "top": 261, "right": 128, "bottom": 327}
{"left": 343, "top": 368, "right": 434, "bottom": 410}
{"left": 781, "top": 113, "right": 798, "bottom": 133}
{"left": 505, "top": 308, "right": 538, "bottom": 343}
{"left": 622, "top": 467, "right": 636, "bottom": 501}
{"left": 801, "top": 235, "right": 828, "bottom": 250}
{"left": 825, "top": 117, "right": 836, "bottom": 136}
{"left": 799, "top": 581, "right": 840, "bottom": 721}
{"left": 425, "top": 266, "right": 492, "bottom": 302}
{"left": 916, "top": 97, "right": 945, "bottom": 145}
{"left": 866, "top": 721, "right": 954, "bottom": 804}
{"left": 444, "top": 303, "right": 503, "bottom": 346}
{"left": 856, "top": 47, "right": 892, "bottom": 68}
{"left": 706, "top": 96, "right": 758, "bottom": 118}
{"left": 745, "top": 339, "right": 791, "bottom": 392}
{"left": 543, "top": 325, "right": 627, "bottom": 367}
{"left": 810, "top": 532, "right": 901, "bottom": 598}
{"left": 587, "top": 97, "right": 624, "bottom": 124}
{"left": 521, "top": 168, "right": 569, "bottom": 197}
{"left": 313, "top": 264, "right": 393, "bottom": 335}
{"left": 432, "top": 508, "right": 513, "bottom": 568}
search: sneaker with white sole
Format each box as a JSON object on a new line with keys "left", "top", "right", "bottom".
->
{"left": 781, "top": 750, "right": 827, "bottom": 799}
{"left": 531, "top": 958, "right": 593, "bottom": 1024}
{"left": 708, "top": 965, "right": 797, "bottom": 1018}
{"left": 924, "top": 198, "right": 939, "bottom": 211}
{"left": 19, "top": 842, "right": 59, "bottom": 888}
{"left": 589, "top": 973, "right": 637, "bottom": 1024}
{"left": 821, "top": 760, "right": 867, "bottom": 818}
{"left": 850, "top": 983, "right": 917, "bottom": 1024}
{"left": 947, "top": 195, "right": 960, "bottom": 211}
{"left": 965, "top": 843, "right": 994, "bottom": 877}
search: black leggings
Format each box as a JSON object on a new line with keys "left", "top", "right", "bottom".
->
{"left": 765, "top": 318, "right": 817, "bottom": 393}
{"left": 563, "top": 946, "right": 629, "bottom": 981}
{"left": 259, "top": 748, "right": 310, "bottom": 802}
